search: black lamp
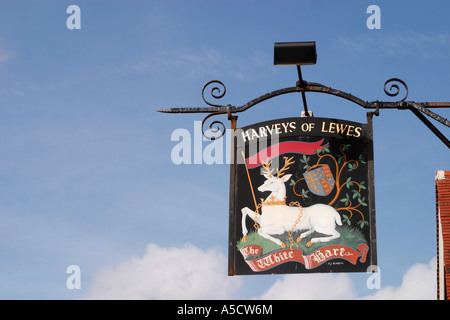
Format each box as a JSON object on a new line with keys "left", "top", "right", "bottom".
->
{"left": 274, "top": 41, "right": 317, "bottom": 116}
{"left": 274, "top": 41, "right": 317, "bottom": 66}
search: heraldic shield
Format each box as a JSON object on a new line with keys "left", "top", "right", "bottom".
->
{"left": 303, "top": 164, "right": 335, "bottom": 196}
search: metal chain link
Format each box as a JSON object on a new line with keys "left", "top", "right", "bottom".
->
{"left": 288, "top": 201, "right": 304, "bottom": 250}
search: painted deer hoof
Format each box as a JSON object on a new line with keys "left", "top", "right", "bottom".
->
{"left": 281, "top": 242, "right": 286, "bottom": 249}
{"left": 242, "top": 235, "right": 247, "bottom": 242}
{"left": 296, "top": 237, "right": 302, "bottom": 243}
{"left": 306, "top": 241, "right": 313, "bottom": 247}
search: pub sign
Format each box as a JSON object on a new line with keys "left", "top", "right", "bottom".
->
{"left": 229, "top": 116, "right": 377, "bottom": 275}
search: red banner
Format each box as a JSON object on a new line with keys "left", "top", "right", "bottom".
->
{"left": 246, "top": 140, "right": 328, "bottom": 168}
{"left": 240, "top": 244, "right": 369, "bottom": 272}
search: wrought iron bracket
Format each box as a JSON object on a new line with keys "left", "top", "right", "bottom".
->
{"left": 157, "top": 78, "right": 450, "bottom": 148}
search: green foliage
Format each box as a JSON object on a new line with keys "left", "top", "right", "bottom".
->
{"left": 357, "top": 196, "right": 368, "bottom": 206}
{"left": 237, "top": 225, "right": 367, "bottom": 257}
{"left": 357, "top": 220, "right": 369, "bottom": 229}
{"left": 341, "top": 177, "right": 368, "bottom": 211}
{"left": 340, "top": 193, "right": 351, "bottom": 206}
{"left": 358, "top": 154, "right": 367, "bottom": 164}
{"left": 236, "top": 230, "right": 281, "bottom": 254}
{"left": 342, "top": 214, "right": 351, "bottom": 226}
{"left": 314, "top": 146, "right": 329, "bottom": 155}
{"left": 300, "top": 154, "right": 310, "bottom": 170}
{"left": 345, "top": 177, "right": 353, "bottom": 188}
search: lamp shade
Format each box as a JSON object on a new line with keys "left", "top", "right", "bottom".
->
{"left": 274, "top": 41, "right": 317, "bottom": 65}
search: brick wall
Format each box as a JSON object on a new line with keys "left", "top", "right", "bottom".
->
{"left": 436, "top": 170, "right": 450, "bottom": 300}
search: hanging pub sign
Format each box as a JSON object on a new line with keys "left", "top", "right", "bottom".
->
{"left": 228, "top": 116, "right": 377, "bottom": 275}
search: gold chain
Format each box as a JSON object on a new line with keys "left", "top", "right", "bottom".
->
{"left": 253, "top": 201, "right": 304, "bottom": 248}
{"left": 288, "top": 201, "right": 304, "bottom": 250}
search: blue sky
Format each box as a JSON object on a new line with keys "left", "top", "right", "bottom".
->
{"left": 0, "top": 0, "right": 448, "bottom": 299}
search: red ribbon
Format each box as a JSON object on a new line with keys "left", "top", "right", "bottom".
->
{"left": 240, "top": 243, "right": 369, "bottom": 272}
{"left": 246, "top": 139, "right": 327, "bottom": 169}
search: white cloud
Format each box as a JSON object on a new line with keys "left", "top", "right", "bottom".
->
{"left": 0, "top": 42, "right": 13, "bottom": 64}
{"left": 0, "top": 52, "right": 11, "bottom": 64}
{"left": 117, "top": 46, "right": 266, "bottom": 81}
{"left": 84, "top": 242, "right": 437, "bottom": 300}
{"left": 256, "top": 257, "right": 437, "bottom": 300}
{"left": 254, "top": 273, "right": 357, "bottom": 300}
{"left": 118, "top": 47, "right": 222, "bottom": 78}
{"left": 333, "top": 31, "right": 450, "bottom": 60}
{"left": 362, "top": 257, "right": 437, "bottom": 300}
{"left": 83, "top": 243, "right": 243, "bottom": 300}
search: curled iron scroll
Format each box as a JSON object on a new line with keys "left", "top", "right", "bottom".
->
{"left": 201, "top": 111, "right": 227, "bottom": 140}
{"left": 202, "top": 80, "right": 228, "bottom": 108}
{"left": 384, "top": 78, "right": 408, "bottom": 102}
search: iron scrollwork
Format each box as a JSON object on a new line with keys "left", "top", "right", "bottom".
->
{"left": 201, "top": 111, "right": 227, "bottom": 140}
{"left": 158, "top": 77, "right": 450, "bottom": 147}
{"left": 383, "top": 78, "right": 409, "bottom": 103}
{"left": 202, "top": 80, "right": 228, "bottom": 108}
{"left": 200, "top": 81, "right": 230, "bottom": 140}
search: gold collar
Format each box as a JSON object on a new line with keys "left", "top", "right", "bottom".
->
{"left": 261, "top": 195, "right": 286, "bottom": 206}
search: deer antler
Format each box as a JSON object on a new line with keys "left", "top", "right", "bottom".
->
{"left": 277, "top": 156, "right": 295, "bottom": 178}
{"left": 261, "top": 159, "right": 274, "bottom": 178}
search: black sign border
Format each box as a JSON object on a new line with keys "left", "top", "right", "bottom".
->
{"left": 228, "top": 117, "right": 377, "bottom": 276}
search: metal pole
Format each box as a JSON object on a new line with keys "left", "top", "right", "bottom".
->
{"left": 297, "top": 65, "right": 309, "bottom": 116}
{"left": 409, "top": 107, "right": 450, "bottom": 149}
{"left": 228, "top": 113, "right": 238, "bottom": 276}
{"left": 366, "top": 111, "right": 378, "bottom": 268}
